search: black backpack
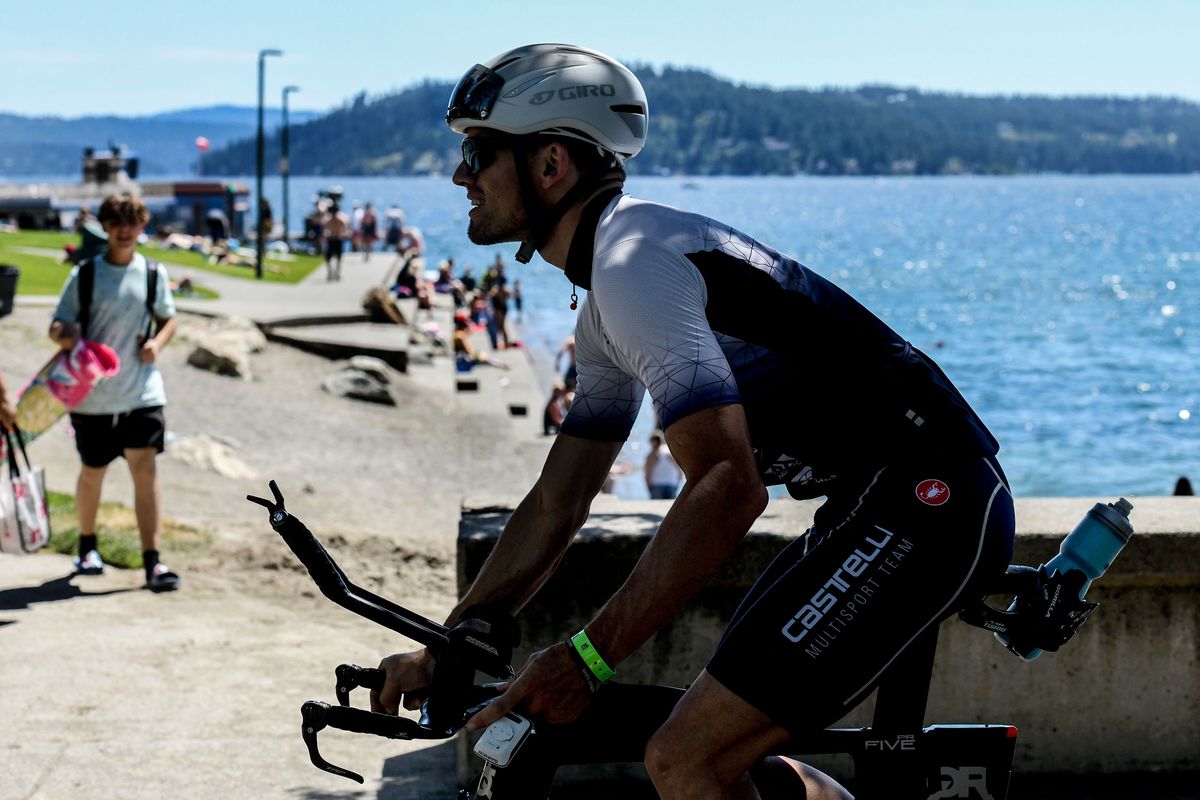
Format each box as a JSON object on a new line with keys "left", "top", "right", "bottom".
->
{"left": 77, "top": 256, "right": 160, "bottom": 342}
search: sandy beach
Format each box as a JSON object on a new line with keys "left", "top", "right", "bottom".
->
{"left": 0, "top": 299, "right": 551, "bottom": 800}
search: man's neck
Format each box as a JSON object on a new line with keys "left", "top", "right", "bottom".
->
{"left": 106, "top": 247, "right": 136, "bottom": 267}
{"left": 536, "top": 184, "right": 619, "bottom": 269}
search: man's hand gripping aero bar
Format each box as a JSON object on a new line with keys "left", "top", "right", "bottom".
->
{"left": 247, "top": 481, "right": 518, "bottom": 783}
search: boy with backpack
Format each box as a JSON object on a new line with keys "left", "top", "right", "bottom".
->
{"left": 48, "top": 193, "right": 180, "bottom": 591}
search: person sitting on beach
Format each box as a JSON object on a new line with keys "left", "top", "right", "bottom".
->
{"left": 434, "top": 259, "right": 455, "bottom": 293}
{"left": 397, "top": 221, "right": 425, "bottom": 260}
{"left": 458, "top": 264, "right": 477, "bottom": 293}
{"left": 542, "top": 382, "right": 571, "bottom": 435}
{"left": 392, "top": 260, "right": 419, "bottom": 298}
{"left": 453, "top": 313, "right": 509, "bottom": 371}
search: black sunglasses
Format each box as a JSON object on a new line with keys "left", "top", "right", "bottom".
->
{"left": 460, "top": 136, "right": 513, "bottom": 176}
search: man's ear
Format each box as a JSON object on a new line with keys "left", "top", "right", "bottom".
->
{"left": 539, "top": 141, "right": 572, "bottom": 186}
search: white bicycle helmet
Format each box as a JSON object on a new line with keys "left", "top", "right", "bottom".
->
{"left": 446, "top": 43, "right": 648, "bottom": 160}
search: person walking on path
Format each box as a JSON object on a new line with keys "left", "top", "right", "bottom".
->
{"left": 361, "top": 202, "right": 379, "bottom": 261}
{"left": 375, "top": 44, "right": 1012, "bottom": 799}
{"left": 48, "top": 193, "right": 181, "bottom": 592}
{"left": 323, "top": 202, "right": 350, "bottom": 281}
{"left": 644, "top": 430, "right": 682, "bottom": 499}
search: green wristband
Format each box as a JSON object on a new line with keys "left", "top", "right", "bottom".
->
{"left": 570, "top": 629, "right": 615, "bottom": 684}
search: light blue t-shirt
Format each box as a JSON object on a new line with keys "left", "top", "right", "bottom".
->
{"left": 52, "top": 253, "right": 175, "bottom": 414}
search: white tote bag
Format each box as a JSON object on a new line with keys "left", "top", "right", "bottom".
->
{"left": 0, "top": 428, "right": 50, "bottom": 554}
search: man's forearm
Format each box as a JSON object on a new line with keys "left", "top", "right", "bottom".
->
{"left": 448, "top": 482, "right": 583, "bottom": 625}
{"left": 585, "top": 460, "right": 768, "bottom": 668}
{"left": 153, "top": 316, "right": 177, "bottom": 349}
{"left": 448, "top": 435, "right": 621, "bottom": 627}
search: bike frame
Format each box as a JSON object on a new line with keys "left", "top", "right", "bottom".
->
{"left": 250, "top": 481, "right": 1055, "bottom": 799}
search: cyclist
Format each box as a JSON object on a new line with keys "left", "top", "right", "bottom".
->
{"left": 375, "top": 44, "right": 1015, "bottom": 799}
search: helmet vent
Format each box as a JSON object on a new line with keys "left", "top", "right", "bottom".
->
{"left": 503, "top": 73, "right": 557, "bottom": 99}
{"left": 614, "top": 109, "right": 646, "bottom": 139}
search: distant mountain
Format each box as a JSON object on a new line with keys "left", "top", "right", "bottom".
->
{"left": 0, "top": 105, "right": 322, "bottom": 177}
{"left": 203, "top": 69, "right": 1200, "bottom": 177}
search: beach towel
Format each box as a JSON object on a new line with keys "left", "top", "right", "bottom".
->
{"left": 11, "top": 340, "right": 120, "bottom": 449}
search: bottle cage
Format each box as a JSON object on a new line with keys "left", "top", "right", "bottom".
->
{"left": 959, "top": 565, "right": 1098, "bottom": 656}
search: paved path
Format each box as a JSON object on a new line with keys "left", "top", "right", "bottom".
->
{"left": 1, "top": 249, "right": 554, "bottom": 800}
{"left": 174, "top": 250, "right": 398, "bottom": 322}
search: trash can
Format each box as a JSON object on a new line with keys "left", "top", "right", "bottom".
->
{"left": 0, "top": 265, "right": 18, "bottom": 319}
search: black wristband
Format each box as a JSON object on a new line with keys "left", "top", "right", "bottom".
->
{"left": 563, "top": 639, "right": 599, "bottom": 694}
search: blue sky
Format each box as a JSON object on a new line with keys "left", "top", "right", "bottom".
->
{"left": 3, "top": 0, "right": 1197, "bottom": 116}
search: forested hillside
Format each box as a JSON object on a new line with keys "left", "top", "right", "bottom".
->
{"left": 203, "top": 67, "right": 1200, "bottom": 176}
{"left": 0, "top": 106, "right": 322, "bottom": 176}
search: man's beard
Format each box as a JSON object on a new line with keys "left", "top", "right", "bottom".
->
{"left": 467, "top": 205, "right": 527, "bottom": 246}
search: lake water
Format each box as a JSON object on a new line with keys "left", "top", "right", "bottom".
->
{"left": 245, "top": 174, "right": 1199, "bottom": 499}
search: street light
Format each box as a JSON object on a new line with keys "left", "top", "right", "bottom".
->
{"left": 281, "top": 85, "right": 300, "bottom": 252}
{"left": 256, "top": 47, "right": 283, "bottom": 280}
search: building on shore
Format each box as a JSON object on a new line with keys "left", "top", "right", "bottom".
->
{"left": 0, "top": 146, "right": 249, "bottom": 237}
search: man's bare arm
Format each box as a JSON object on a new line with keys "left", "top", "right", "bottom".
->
{"left": 448, "top": 433, "right": 623, "bottom": 624}
{"left": 140, "top": 316, "right": 176, "bottom": 363}
{"left": 583, "top": 403, "right": 767, "bottom": 667}
{"left": 464, "top": 403, "right": 767, "bottom": 729}
{"left": 374, "top": 432, "right": 620, "bottom": 714}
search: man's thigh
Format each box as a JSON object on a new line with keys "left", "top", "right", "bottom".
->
{"left": 708, "top": 456, "right": 1012, "bottom": 736}
{"left": 651, "top": 670, "right": 791, "bottom": 779}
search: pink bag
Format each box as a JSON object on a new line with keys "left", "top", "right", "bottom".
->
{"left": 45, "top": 339, "right": 120, "bottom": 409}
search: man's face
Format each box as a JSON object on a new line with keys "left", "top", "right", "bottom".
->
{"left": 102, "top": 219, "right": 145, "bottom": 255}
{"left": 452, "top": 130, "right": 527, "bottom": 246}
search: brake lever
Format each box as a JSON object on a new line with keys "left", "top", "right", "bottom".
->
{"left": 336, "top": 664, "right": 385, "bottom": 707}
{"left": 301, "top": 700, "right": 449, "bottom": 783}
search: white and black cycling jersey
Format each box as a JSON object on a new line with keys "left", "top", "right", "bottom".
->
{"left": 559, "top": 190, "right": 998, "bottom": 499}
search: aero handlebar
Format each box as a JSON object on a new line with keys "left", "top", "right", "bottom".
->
{"left": 248, "top": 480, "right": 451, "bottom": 650}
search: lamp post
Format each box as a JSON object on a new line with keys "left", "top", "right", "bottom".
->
{"left": 281, "top": 85, "right": 300, "bottom": 252}
{"left": 256, "top": 47, "right": 283, "bottom": 280}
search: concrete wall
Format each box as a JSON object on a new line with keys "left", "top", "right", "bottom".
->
{"left": 457, "top": 495, "right": 1200, "bottom": 774}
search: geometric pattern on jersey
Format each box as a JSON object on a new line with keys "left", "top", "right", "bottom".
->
{"left": 560, "top": 356, "right": 643, "bottom": 441}
{"left": 640, "top": 327, "right": 740, "bottom": 429}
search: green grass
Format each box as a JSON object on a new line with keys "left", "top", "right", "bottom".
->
{"left": 138, "top": 241, "right": 324, "bottom": 284}
{"left": 0, "top": 229, "right": 322, "bottom": 295}
{"left": 0, "top": 230, "right": 75, "bottom": 294}
{"left": 44, "top": 490, "right": 211, "bottom": 569}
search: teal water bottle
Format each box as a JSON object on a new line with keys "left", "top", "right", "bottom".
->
{"left": 1001, "top": 498, "right": 1135, "bottom": 660}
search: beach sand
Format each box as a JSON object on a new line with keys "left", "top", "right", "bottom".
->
{"left": 0, "top": 304, "right": 550, "bottom": 799}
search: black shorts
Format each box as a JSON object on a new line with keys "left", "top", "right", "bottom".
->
{"left": 707, "top": 454, "right": 1014, "bottom": 736}
{"left": 70, "top": 406, "right": 166, "bottom": 468}
{"left": 325, "top": 238, "right": 345, "bottom": 260}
